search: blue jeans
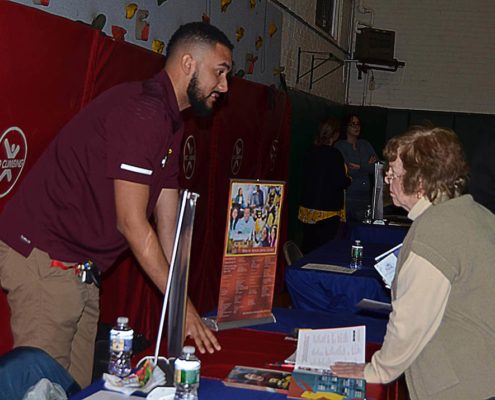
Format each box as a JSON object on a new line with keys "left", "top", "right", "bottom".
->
{"left": 0, "top": 347, "right": 81, "bottom": 400}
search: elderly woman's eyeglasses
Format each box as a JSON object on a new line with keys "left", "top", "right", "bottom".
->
{"left": 384, "top": 169, "right": 404, "bottom": 183}
{"left": 348, "top": 122, "right": 361, "bottom": 127}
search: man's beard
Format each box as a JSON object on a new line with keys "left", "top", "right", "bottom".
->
{"left": 187, "top": 72, "right": 214, "bottom": 117}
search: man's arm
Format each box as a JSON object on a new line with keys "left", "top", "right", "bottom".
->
{"left": 114, "top": 179, "right": 221, "bottom": 353}
{"left": 154, "top": 188, "right": 221, "bottom": 354}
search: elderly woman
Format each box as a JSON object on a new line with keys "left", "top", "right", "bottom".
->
{"left": 331, "top": 125, "right": 495, "bottom": 399}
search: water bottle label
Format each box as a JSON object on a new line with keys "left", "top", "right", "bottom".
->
{"left": 175, "top": 367, "right": 200, "bottom": 385}
{"left": 351, "top": 247, "right": 363, "bottom": 258}
{"left": 110, "top": 330, "right": 133, "bottom": 352}
{"left": 111, "top": 338, "right": 132, "bottom": 352}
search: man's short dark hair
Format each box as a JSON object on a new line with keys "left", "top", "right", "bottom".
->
{"left": 166, "top": 22, "right": 234, "bottom": 59}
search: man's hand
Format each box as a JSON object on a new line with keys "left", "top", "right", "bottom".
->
{"left": 368, "top": 156, "right": 377, "bottom": 164}
{"left": 330, "top": 362, "right": 366, "bottom": 379}
{"left": 349, "top": 162, "right": 360, "bottom": 170}
{"left": 185, "top": 298, "right": 221, "bottom": 354}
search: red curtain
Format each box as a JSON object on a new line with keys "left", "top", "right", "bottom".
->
{"left": 0, "top": 0, "right": 290, "bottom": 354}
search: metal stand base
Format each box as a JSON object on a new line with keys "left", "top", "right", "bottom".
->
{"left": 202, "top": 314, "right": 276, "bottom": 331}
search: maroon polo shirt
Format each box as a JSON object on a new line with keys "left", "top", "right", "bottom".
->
{"left": 0, "top": 70, "right": 184, "bottom": 272}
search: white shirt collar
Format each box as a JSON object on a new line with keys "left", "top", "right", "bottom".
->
{"left": 408, "top": 197, "right": 432, "bottom": 221}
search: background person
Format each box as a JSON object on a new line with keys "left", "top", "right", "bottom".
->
{"left": 0, "top": 347, "right": 81, "bottom": 400}
{"left": 331, "top": 125, "right": 495, "bottom": 400}
{"left": 299, "top": 117, "right": 352, "bottom": 254}
{"left": 469, "top": 134, "right": 495, "bottom": 214}
{"left": 334, "top": 114, "right": 378, "bottom": 222}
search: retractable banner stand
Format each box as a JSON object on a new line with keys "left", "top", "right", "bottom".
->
{"left": 204, "top": 180, "right": 285, "bottom": 330}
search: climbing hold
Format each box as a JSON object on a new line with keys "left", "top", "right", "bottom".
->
{"left": 202, "top": 14, "right": 211, "bottom": 24}
{"left": 157, "top": 0, "right": 168, "bottom": 5}
{"left": 91, "top": 14, "right": 107, "bottom": 31}
{"left": 273, "top": 67, "right": 285, "bottom": 76}
{"left": 112, "top": 26, "right": 127, "bottom": 41}
{"left": 245, "top": 54, "right": 258, "bottom": 75}
{"left": 249, "top": 0, "right": 256, "bottom": 11}
{"left": 236, "top": 27, "right": 245, "bottom": 42}
{"left": 153, "top": 40, "right": 165, "bottom": 54}
{"left": 235, "top": 70, "right": 246, "bottom": 78}
{"left": 32, "top": 0, "right": 49, "bottom": 5}
{"left": 135, "top": 10, "right": 150, "bottom": 41}
{"left": 269, "top": 23, "right": 277, "bottom": 38}
{"left": 125, "top": 4, "right": 138, "bottom": 19}
{"left": 221, "top": 0, "right": 232, "bottom": 12}
{"left": 255, "top": 36, "right": 263, "bottom": 50}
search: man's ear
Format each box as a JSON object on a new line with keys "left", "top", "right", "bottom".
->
{"left": 181, "top": 53, "right": 196, "bottom": 76}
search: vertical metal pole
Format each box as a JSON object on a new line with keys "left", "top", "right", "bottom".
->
{"left": 310, "top": 54, "right": 315, "bottom": 89}
{"left": 296, "top": 47, "right": 302, "bottom": 84}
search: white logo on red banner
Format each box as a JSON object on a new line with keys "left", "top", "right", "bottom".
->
{"left": 231, "top": 139, "right": 243, "bottom": 175}
{"left": 183, "top": 135, "right": 196, "bottom": 180}
{"left": 269, "top": 140, "right": 278, "bottom": 171}
{"left": 0, "top": 127, "right": 27, "bottom": 198}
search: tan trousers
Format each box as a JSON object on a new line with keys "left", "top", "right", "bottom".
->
{"left": 0, "top": 240, "right": 99, "bottom": 388}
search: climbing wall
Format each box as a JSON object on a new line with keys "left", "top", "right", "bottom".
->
{"left": 8, "top": 0, "right": 284, "bottom": 88}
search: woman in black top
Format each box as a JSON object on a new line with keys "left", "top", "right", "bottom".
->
{"left": 299, "top": 117, "right": 352, "bottom": 254}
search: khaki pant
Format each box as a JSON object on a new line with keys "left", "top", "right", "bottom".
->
{"left": 0, "top": 241, "right": 99, "bottom": 388}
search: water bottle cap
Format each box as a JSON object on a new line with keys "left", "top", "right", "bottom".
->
{"left": 183, "top": 346, "right": 195, "bottom": 355}
{"left": 117, "top": 317, "right": 129, "bottom": 324}
{"left": 355, "top": 240, "right": 361, "bottom": 245}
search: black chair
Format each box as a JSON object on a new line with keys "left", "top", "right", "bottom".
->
{"left": 283, "top": 240, "right": 303, "bottom": 266}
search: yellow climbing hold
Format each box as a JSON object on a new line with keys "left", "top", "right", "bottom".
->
{"left": 236, "top": 27, "right": 245, "bottom": 42}
{"left": 249, "top": 0, "right": 256, "bottom": 11}
{"left": 269, "top": 23, "right": 277, "bottom": 38}
{"left": 126, "top": 4, "right": 138, "bottom": 19}
{"left": 153, "top": 40, "right": 165, "bottom": 54}
{"left": 221, "top": 0, "right": 232, "bottom": 12}
{"left": 255, "top": 36, "right": 263, "bottom": 51}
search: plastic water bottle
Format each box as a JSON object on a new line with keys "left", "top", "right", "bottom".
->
{"left": 109, "top": 317, "right": 133, "bottom": 377}
{"left": 364, "top": 205, "right": 372, "bottom": 224}
{"left": 351, "top": 240, "right": 363, "bottom": 269}
{"left": 174, "top": 346, "right": 200, "bottom": 400}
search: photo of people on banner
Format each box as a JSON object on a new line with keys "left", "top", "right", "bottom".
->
{"left": 225, "top": 181, "right": 284, "bottom": 255}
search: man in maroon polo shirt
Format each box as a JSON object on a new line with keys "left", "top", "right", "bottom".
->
{"left": 0, "top": 22, "right": 233, "bottom": 388}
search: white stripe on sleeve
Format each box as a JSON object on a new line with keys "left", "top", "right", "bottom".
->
{"left": 120, "top": 163, "right": 153, "bottom": 176}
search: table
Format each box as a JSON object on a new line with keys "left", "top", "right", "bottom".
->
{"left": 70, "top": 376, "right": 286, "bottom": 400}
{"left": 73, "top": 308, "right": 396, "bottom": 399}
{"left": 285, "top": 239, "right": 392, "bottom": 314}
{"left": 351, "top": 222, "right": 409, "bottom": 246}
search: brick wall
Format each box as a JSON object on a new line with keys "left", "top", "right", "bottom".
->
{"left": 348, "top": 0, "right": 495, "bottom": 114}
{"left": 276, "top": 0, "right": 353, "bottom": 103}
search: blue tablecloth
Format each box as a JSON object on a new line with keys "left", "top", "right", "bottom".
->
{"left": 70, "top": 376, "right": 286, "bottom": 400}
{"left": 351, "top": 222, "right": 409, "bottom": 246}
{"left": 206, "top": 307, "right": 388, "bottom": 344}
{"left": 286, "top": 239, "right": 392, "bottom": 314}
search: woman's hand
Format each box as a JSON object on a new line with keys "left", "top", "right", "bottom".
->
{"left": 368, "top": 156, "right": 377, "bottom": 164}
{"left": 330, "top": 362, "right": 366, "bottom": 379}
{"left": 185, "top": 298, "right": 222, "bottom": 354}
{"left": 349, "top": 162, "right": 360, "bottom": 170}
